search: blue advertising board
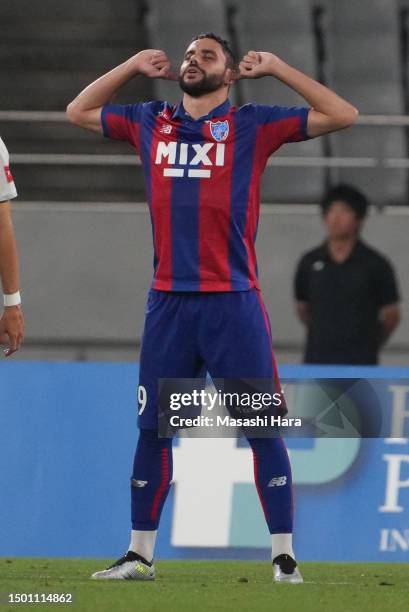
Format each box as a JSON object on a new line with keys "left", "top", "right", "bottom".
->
{"left": 1, "top": 362, "right": 408, "bottom": 561}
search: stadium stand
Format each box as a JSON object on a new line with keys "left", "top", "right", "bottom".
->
{"left": 0, "top": 0, "right": 152, "bottom": 201}
{"left": 231, "top": 0, "right": 325, "bottom": 202}
{"left": 2, "top": 0, "right": 409, "bottom": 205}
{"left": 322, "top": 0, "right": 407, "bottom": 206}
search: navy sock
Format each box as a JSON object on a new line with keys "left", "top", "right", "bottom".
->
{"left": 246, "top": 436, "right": 293, "bottom": 534}
{"left": 131, "top": 429, "right": 173, "bottom": 530}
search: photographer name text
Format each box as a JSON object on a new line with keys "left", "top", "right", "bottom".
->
{"left": 169, "top": 415, "right": 302, "bottom": 428}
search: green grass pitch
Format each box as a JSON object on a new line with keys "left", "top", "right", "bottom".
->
{"left": 1, "top": 558, "right": 407, "bottom": 612}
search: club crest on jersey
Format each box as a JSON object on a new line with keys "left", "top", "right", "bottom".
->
{"left": 209, "top": 120, "right": 229, "bottom": 142}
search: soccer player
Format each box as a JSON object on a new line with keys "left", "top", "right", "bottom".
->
{"left": 67, "top": 33, "right": 357, "bottom": 583}
{"left": 0, "top": 136, "right": 24, "bottom": 356}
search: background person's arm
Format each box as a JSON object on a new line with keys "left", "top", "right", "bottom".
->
{"left": 66, "top": 50, "right": 176, "bottom": 133}
{"left": 373, "top": 255, "right": 401, "bottom": 349}
{"left": 378, "top": 303, "right": 401, "bottom": 347}
{"left": 238, "top": 51, "right": 358, "bottom": 137}
{"left": 294, "top": 255, "right": 311, "bottom": 328}
{"left": 295, "top": 301, "right": 311, "bottom": 328}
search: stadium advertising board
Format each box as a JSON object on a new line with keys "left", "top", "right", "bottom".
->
{"left": 1, "top": 363, "right": 408, "bottom": 561}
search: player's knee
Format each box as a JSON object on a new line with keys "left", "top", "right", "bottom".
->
{"left": 138, "top": 428, "right": 173, "bottom": 447}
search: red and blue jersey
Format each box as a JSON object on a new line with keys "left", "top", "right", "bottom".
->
{"left": 101, "top": 99, "right": 310, "bottom": 292}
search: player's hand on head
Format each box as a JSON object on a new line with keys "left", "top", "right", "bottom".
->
{"left": 239, "top": 51, "right": 280, "bottom": 79}
{"left": 135, "top": 49, "right": 178, "bottom": 81}
{"left": 0, "top": 306, "right": 24, "bottom": 357}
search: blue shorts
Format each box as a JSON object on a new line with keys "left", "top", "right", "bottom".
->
{"left": 138, "top": 289, "right": 283, "bottom": 429}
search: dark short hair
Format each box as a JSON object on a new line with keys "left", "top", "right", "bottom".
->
{"left": 321, "top": 184, "right": 369, "bottom": 219}
{"left": 190, "top": 32, "right": 237, "bottom": 70}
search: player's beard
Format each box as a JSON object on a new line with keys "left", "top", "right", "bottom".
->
{"left": 179, "top": 69, "right": 225, "bottom": 97}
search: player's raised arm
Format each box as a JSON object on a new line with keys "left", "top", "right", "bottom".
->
{"left": 239, "top": 51, "right": 358, "bottom": 137}
{"left": 66, "top": 50, "right": 177, "bottom": 133}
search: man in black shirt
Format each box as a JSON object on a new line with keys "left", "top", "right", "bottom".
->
{"left": 294, "top": 185, "right": 400, "bottom": 364}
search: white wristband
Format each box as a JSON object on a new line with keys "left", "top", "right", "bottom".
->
{"left": 3, "top": 291, "right": 21, "bottom": 307}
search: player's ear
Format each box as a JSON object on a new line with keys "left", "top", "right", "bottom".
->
{"left": 225, "top": 67, "right": 238, "bottom": 86}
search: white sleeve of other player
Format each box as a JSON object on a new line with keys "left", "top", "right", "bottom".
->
{"left": 0, "top": 137, "right": 18, "bottom": 202}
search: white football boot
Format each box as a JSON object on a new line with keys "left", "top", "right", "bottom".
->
{"left": 272, "top": 554, "right": 303, "bottom": 584}
{"left": 91, "top": 551, "right": 155, "bottom": 580}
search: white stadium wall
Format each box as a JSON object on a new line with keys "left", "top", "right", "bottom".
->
{"left": 12, "top": 204, "right": 408, "bottom": 362}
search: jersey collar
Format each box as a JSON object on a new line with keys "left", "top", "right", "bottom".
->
{"left": 172, "top": 99, "right": 231, "bottom": 121}
{"left": 323, "top": 238, "right": 363, "bottom": 263}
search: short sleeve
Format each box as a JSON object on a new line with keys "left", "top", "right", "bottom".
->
{"left": 294, "top": 255, "right": 310, "bottom": 301}
{"left": 101, "top": 103, "right": 143, "bottom": 151}
{"left": 0, "top": 137, "right": 17, "bottom": 202}
{"left": 373, "top": 257, "right": 400, "bottom": 307}
{"left": 255, "top": 105, "right": 311, "bottom": 158}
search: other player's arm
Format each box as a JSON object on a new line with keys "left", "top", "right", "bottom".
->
{"left": 239, "top": 51, "right": 358, "bottom": 137}
{"left": 0, "top": 201, "right": 24, "bottom": 356}
{"left": 66, "top": 50, "right": 176, "bottom": 132}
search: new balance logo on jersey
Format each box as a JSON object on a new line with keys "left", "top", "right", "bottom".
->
{"left": 155, "top": 141, "right": 225, "bottom": 178}
{"left": 160, "top": 124, "right": 173, "bottom": 134}
{"left": 268, "top": 476, "right": 287, "bottom": 487}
